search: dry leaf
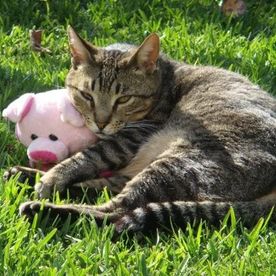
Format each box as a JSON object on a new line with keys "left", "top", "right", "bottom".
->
{"left": 221, "top": 0, "right": 247, "bottom": 16}
{"left": 29, "top": 29, "right": 52, "bottom": 53}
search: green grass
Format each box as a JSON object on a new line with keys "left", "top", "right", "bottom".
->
{"left": 0, "top": 0, "right": 276, "bottom": 274}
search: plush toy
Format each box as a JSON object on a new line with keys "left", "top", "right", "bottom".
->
{"left": 2, "top": 88, "right": 98, "bottom": 171}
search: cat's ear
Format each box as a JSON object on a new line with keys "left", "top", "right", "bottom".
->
{"left": 124, "top": 33, "right": 160, "bottom": 74}
{"left": 67, "top": 25, "right": 99, "bottom": 68}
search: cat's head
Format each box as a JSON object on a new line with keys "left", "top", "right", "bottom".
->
{"left": 66, "top": 26, "right": 161, "bottom": 135}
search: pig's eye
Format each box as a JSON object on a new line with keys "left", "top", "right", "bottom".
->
{"left": 49, "top": 134, "right": 58, "bottom": 141}
{"left": 31, "top": 134, "right": 38, "bottom": 140}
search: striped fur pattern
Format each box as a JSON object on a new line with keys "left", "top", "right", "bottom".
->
{"left": 3, "top": 165, "right": 129, "bottom": 199}
{"left": 18, "top": 27, "right": 276, "bottom": 233}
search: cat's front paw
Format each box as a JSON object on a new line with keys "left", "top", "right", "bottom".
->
{"left": 3, "top": 166, "right": 43, "bottom": 186}
{"left": 34, "top": 172, "right": 67, "bottom": 198}
{"left": 35, "top": 181, "right": 53, "bottom": 199}
{"left": 3, "top": 166, "right": 21, "bottom": 182}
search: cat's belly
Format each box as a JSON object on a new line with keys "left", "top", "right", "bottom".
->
{"left": 117, "top": 128, "right": 192, "bottom": 178}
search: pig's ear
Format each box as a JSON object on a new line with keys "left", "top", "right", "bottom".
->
{"left": 58, "top": 92, "right": 85, "bottom": 127}
{"left": 2, "top": 93, "right": 34, "bottom": 123}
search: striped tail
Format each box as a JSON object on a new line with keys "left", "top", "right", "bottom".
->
{"left": 114, "top": 198, "right": 276, "bottom": 233}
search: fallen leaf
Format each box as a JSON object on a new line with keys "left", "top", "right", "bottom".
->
{"left": 221, "top": 0, "right": 247, "bottom": 16}
{"left": 29, "top": 29, "right": 52, "bottom": 53}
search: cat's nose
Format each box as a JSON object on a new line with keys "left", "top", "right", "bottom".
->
{"left": 96, "top": 121, "right": 108, "bottom": 130}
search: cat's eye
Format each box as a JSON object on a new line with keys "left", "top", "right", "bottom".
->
{"left": 80, "top": 91, "right": 94, "bottom": 102}
{"left": 31, "top": 134, "right": 38, "bottom": 140}
{"left": 116, "top": 96, "right": 132, "bottom": 104}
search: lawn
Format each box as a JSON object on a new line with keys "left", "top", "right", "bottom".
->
{"left": 0, "top": 0, "right": 276, "bottom": 274}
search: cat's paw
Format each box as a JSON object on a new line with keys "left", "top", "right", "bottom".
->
{"left": 35, "top": 181, "right": 54, "bottom": 199}
{"left": 3, "top": 166, "right": 21, "bottom": 182}
{"left": 34, "top": 173, "right": 66, "bottom": 198}
{"left": 3, "top": 166, "right": 42, "bottom": 186}
{"left": 19, "top": 201, "right": 58, "bottom": 220}
{"left": 19, "top": 201, "right": 43, "bottom": 218}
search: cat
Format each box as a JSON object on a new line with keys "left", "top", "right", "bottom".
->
{"left": 10, "top": 26, "right": 276, "bottom": 233}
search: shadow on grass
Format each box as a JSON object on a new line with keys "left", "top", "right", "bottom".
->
{"left": 0, "top": 0, "right": 275, "bottom": 40}
{"left": 0, "top": 1, "right": 90, "bottom": 33}
{"left": 0, "top": 66, "right": 56, "bottom": 111}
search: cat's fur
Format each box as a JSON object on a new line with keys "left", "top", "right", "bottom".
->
{"left": 17, "top": 26, "right": 276, "bottom": 233}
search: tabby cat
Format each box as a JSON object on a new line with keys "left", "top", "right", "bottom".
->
{"left": 14, "top": 26, "right": 276, "bottom": 233}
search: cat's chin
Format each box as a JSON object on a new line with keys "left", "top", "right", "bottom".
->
{"left": 88, "top": 125, "right": 121, "bottom": 136}
{"left": 102, "top": 129, "right": 119, "bottom": 135}
{"left": 95, "top": 132, "right": 108, "bottom": 139}
{"left": 95, "top": 126, "right": 125, "bottom": 136}
{"left": 94, "top": 129, "right": 119, "bottom": 138}
{"left": 95, "top": 129, "right": 119, "bottom": 137}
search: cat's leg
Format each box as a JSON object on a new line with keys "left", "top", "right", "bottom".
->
{"left": 19, "top": 154, "right": 199, "bottom": 220}
{"left": 68, "top": 175, "right": 130, "bottom": 199}
{"left": 3, "top": 166, "right": 45, "bottom": 186}
{"left": 18, "top": 154, "right": 179, "bottom": 221}
{"left": 3, "top": 167, "right": 128, "bottom": 196}
{"left": 90, "top": 154, "right": 204, "bottom": 213}
{"left": 19, "top": 192, "right": 276, "bottom": 232}
{"left": 73, "top": 175, "right": 130, "bottom": 194}
{"left": 19, "top": 200, "right": 121, "bottom": 224}
{"left": 35, "top": 121, "right": 160, "bottom": 198}
{"left": 19, "top": 150, "right": 276, "bottom": 232}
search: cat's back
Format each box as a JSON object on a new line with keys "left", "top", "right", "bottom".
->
{"left": 175, "top": 64, "right": 276, "bottom": 113}
{"left": 172, "top": 65, "right": 276, "bottom": 136}
{"left": 163, "top": 64, "right": 276, "bottom": 163}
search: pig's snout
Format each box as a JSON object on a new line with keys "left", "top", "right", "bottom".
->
{"left": 27, "top": 136, "right": 69, "bottom": 164}
{"left": 29, "top": 151, "right": 58, "bottom": 163}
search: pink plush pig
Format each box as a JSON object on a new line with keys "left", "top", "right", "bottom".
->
{"left": 2, "top": 89, "right": 98, "bottom": 171}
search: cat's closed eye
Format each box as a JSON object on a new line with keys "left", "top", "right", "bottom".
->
{"left": 80, "top": 91, "right": 95, "bottom": 105}
{"left": 116, "top": 96, "right": 132, "bottom": 105}
{"left": 80, "top": 91, "right": 93, "bottom": 101}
